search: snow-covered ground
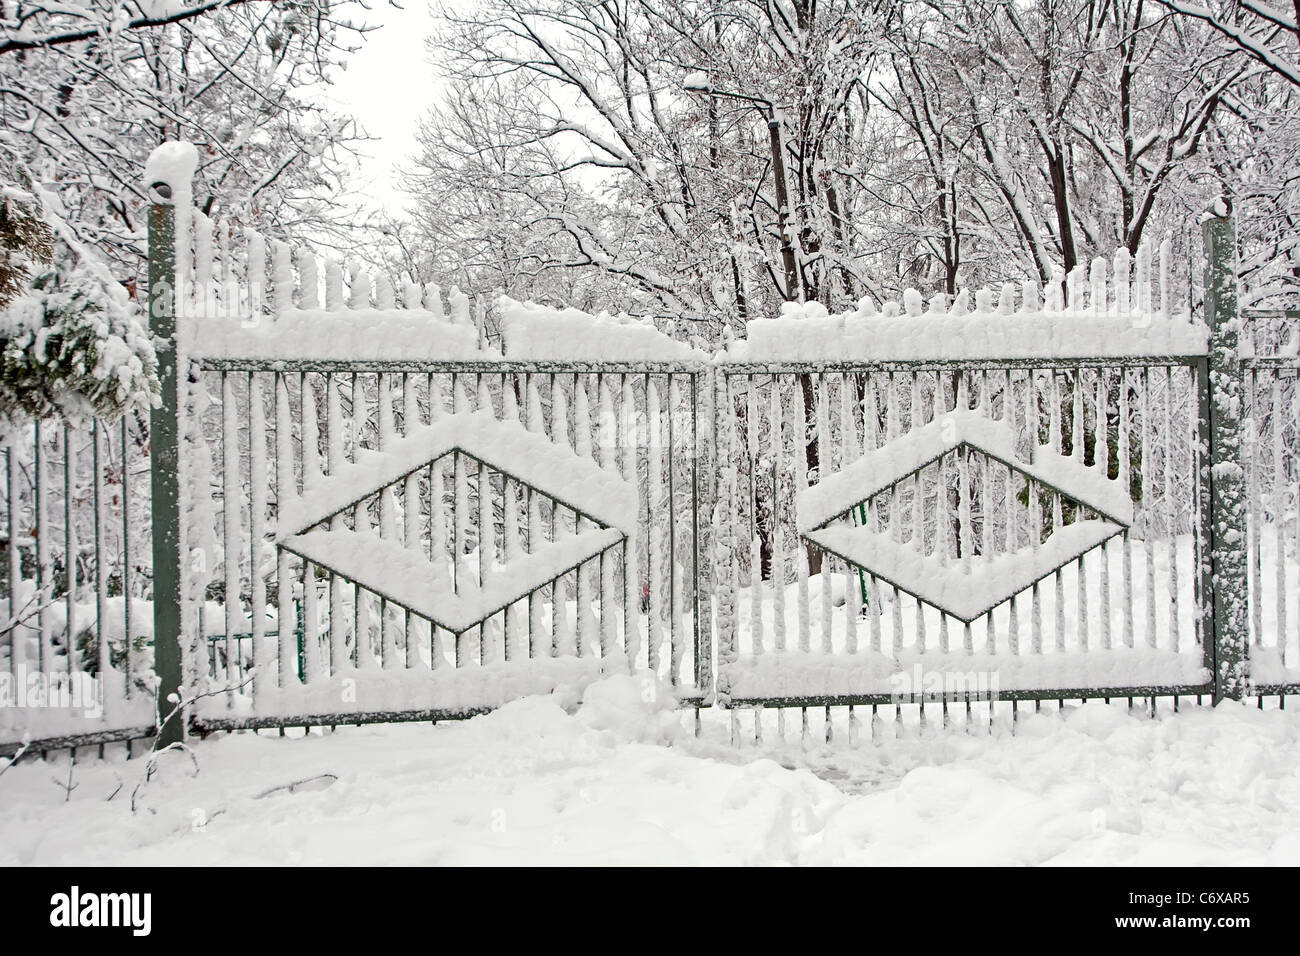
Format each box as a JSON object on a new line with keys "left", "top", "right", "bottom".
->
{"left": 2, "top": 676, "right": 1298, "bottom": 865}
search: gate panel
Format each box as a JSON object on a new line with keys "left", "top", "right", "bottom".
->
{"left": 172, "top": 211, "right": 713, "bottom": 729}
{"left": 716, "top": 360, "right": 1213, "bottom": 708}
{"left": 714, "top": 250, "right": 1217, "bottom": 711}
{"left": 190, "top": 362, "right": 712, "bottom": 729}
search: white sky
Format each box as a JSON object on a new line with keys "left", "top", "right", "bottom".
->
{"left": 328, "top": 1, "right": 446, "bottom": 215}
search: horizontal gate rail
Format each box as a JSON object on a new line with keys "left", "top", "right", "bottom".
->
{"left": 723, "top": 684, "right": 1216, "bottom": 710}
{"left": 194, "top": 359, "right": 711, "bottom": 374}
{"left": 717, "top": 356, "right": 1208, "bottom": 373}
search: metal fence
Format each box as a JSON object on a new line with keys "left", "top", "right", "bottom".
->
{"left": 0, "top": 417, "right": 156, "bottom": 756}
{"left": 1242, "top": 309, "right": 1300, "bottom": 697}
{"left": 3, "top": 151, "right": 1296, "bottom": 757}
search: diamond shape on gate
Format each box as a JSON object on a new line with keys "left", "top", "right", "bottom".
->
{"left": 797, "top": 411, "right": 1132, "bottom": 623}
{"left": 276, "top": 412, "right": 636, "bottom": 635}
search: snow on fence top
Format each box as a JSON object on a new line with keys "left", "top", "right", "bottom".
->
{"left": 725, "top": 246, "right": 1208, "bottom": 363}
{"left": 148, "top": 145, "right": 1208, "bottom": 367}
{"left": 170, "top": 202, "right": 486, "bottom": 362}
{"left": 499, "top": 297, "right": 710, "bottom": 364}
{"left": 184, "top": 305, "right": 482, "bottom": 363}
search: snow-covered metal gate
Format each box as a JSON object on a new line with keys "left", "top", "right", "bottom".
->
{"left": 10, "top": 146, "right": 1292, "bottom": 760}
{"left": 137, "top": 145, "right": 714, "bottom": 737}
{"left": 715, "top": 350, "right": 1216, "bottom": 715}
{"left": 186, "top": 356, "right": 714, "bottom": 734}
{"left": 711, "top": 212, "right": 1287, "bottom": 721}
{"left": 138, "top": 152, "right": 1296, "bottom": 747}
{"left": 17, "top": 146, "right": 1292, "bottom": 760}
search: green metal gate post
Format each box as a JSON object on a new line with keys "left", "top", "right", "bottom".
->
{"left": 1202, "top": 201, "right": 1250, "bottom": 702}
{"left": 147, "top": 176, "right": 183, "bottom": 746}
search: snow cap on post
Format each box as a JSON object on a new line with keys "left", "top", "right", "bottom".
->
{"left": 1201, "top": 195, "right": 1232, "bottom": 223}
{"left": 144, "top": 140, "right": 199, "bottom": 206}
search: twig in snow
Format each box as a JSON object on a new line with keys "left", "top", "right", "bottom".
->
{"left": 129, "top": 670, "right": 257, "bottom": 814}
{"left": 52, "top": 756, "right": 78, "bottom": 802}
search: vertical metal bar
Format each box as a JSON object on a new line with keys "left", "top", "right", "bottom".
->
{"left": 35, "top": 422, "right": 50, "bottom": 675}
{"left": 221, "top": 371, "right": 239, "bottom": 696}
{"left": 770, "top": 377, "right": 786, "bottom": 654}
{"left": 1096, "top": 368, "right": 1111, "bottom": 652}
{"left": 647, "top": 374, "right": 662, "bottom": 670}
{"left": 279, "top": 372, "right": 302, "bottom": 685}
{"left": 747, "top": 373, "right": 764, "bottom": 657}
{"left": 352, "top": 372, "right": 371, "bottom": 668}
{"left": 404, "top": 370, "right": 420, "bottom": 666}
{"left": 817, "top": 375, "right": 834, "bottom": 655}
{"left": 1050, "top": 372, "right": 1065, "bottom": 653}
{"left": 1029, "top": 369, "right": 1042, "bottom": 657}
{"left": 1165, "top": 365, "right": 1180, "bottom": 653}
{"left": 1275, "top": 373, "right": 1289, "bottom": 666}
{"left": 249, "top": 372, "right": 267, "bottom": 695}
{"left": 327, "top": 372, "right": 346, "bottom": 674}
{"left": 979, "top": 371, "right": 994, "bottom": 655}
{"left": 596, "top": 375, "right": 615, "bottom": 662}
{"left": 573, "top": 374, "right": 590, "bottom": 659}
{"left": 122, "top": 417, "right": 132, "bottom": 699}
{"left": 380, "top": 373, "right": 395, "bottom": 669}
{"left": 1142, "top": 368, "right": 1157, "bottom": 649}
{"left": 1075, "top": 369, "right": 1088, "bottom": 652}
{"left": 791, "top": 376, "right": 809, "bottom": 658}
{"left": 6, "top": 446, "right": 18, "bottom": 676}
{"left": 906, "top": 373, "right": 923, "bottom": 656}
{"left": 93, "top": 424, "right": 108, "bottom": 681}
{"left": 620, "top": 373, "right": 637, "bottom": 669}
{"left": 478, "top": 456, "right": 490, "bottom": 665}
{"left": 65, "top": 426, "right": 78, "bottom": 675}
{"left": 839, "top": 372, "right": 860, "bottom": 654}
{"left": 148, "top": 192, "right": 183, "bottom": 745}
{"left": 1120, "top": 366, "right": 1134, "bottom": 650}
{"left": 1202, "top": 206, "right": 1249, "bottom": 701}
{"left": 692, "top": 371, "right": 707, "bottom": 694}
{"left": 1196, "top": 358, "right": 1217, "bottom": 680}
{"left": 1291, "top": 372, "right": 1299, "bottom": 670}
{"left": 1247, "top": 367, "right": 1262, "bottom": 651}
{"left": 667, "top": 375, "right": 678, "bottom": 683}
